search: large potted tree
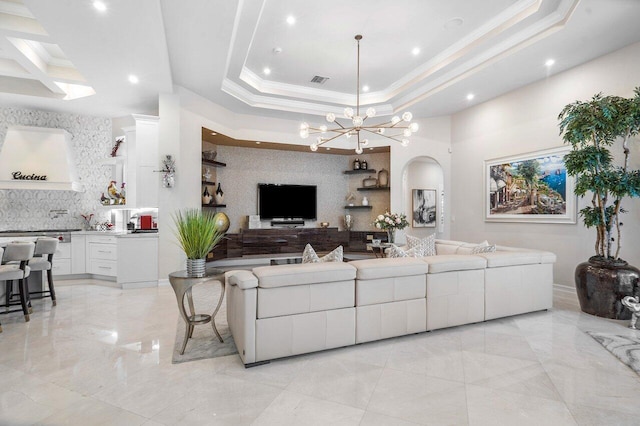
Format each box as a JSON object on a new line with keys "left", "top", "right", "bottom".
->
{"left": 172, "top": 209, "right": 227, "bottom": 277}
{"left": 558, "top": 88, "right": 640, "bottom": 319}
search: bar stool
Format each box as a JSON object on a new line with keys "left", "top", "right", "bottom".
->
{"left": 26, "top": 237, "right": 59, "bottom": 306}
{"left": 0, "top": 241, "right": 35, "bottom": 324}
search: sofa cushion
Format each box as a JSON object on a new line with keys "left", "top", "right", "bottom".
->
{"left": 302, "top": 244, "right": 343, "bottom": 263}
{"left": 456, "top": 240, "right": 489, "bottom": 255}
{"left": 253, "top": 262, "right": 356, "bottom": 288}
{"left": 421, "top": 255, "right": 487, "bottom": 273}
{"left": 388, "top": 244, "right": 421, "bottom": 258}
{"left": 226, "top": 270, "right": 258, "bottom": 289}
{"left": 434, "top": 239, "right": 465, "bottom": 255}
{"left": 349, "top": 257, "right": 428, "bottom": 280}
{"left": 405, "top": 234, "right": 436, "bottom": 256}
{"left": 478, "top": 251, "right": 542, "bottom": 267}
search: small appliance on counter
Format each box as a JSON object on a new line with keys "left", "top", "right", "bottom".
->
{"left": 140, "top": 215, "right": 153, "bottom": 229}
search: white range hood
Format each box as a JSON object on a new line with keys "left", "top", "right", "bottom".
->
{"left": 0, "top": 125, "right": 84, "bottom": 191}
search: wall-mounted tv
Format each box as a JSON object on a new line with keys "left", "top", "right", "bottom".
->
{"left": 258, "top": 184, "right": 317, "bottom": 220}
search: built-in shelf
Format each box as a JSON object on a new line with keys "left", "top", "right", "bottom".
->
{"left": 343, "top": 169, "right": 377, "bottom": 175}
{"left": 202, "top": 203, "right": 226, "bottom": 208}
{"left": 202, "top": 180, "right": 216, "bottom": 185}
{"left": 357, "top": 187, "right": 390, "bottom": 192}
{"left": 344, "top": 205, "right": 372, "bottom": 210}
{"left": 202, "top": 159, "right": 226, "bottom": 167}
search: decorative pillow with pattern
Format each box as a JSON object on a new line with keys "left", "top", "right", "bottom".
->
{"left": 388, "top": 244, "right": 422, "bottom": 258}
{"left": 302, "top": 244, "right": 344, "bottom": 263}
{"left": 471, "top": 244, "right": 496, "bottom": 254}
{"left": 405, "top": 233, "right": 436, "bottom": 257}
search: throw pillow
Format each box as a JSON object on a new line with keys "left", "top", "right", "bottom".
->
{"left": 405, "top": 233, "right": 436, "bottom": 257}
{"left": 388, "top": 244, "right": 422, "bottom": 258}
{"left": 471, "top": 244, "right": 496, "bottom": 254}
{"left": 302, "top": 244, "right": 344, "bottom": 263}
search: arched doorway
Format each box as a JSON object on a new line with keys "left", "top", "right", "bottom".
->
{"left": 401, "top": 156, "right": 445, "bottom": 239}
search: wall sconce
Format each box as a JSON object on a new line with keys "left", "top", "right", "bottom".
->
{"left": 155, "top": 155, "right": 176, "bottom": 188}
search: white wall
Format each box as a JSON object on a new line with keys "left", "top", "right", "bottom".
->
{"left": 450, "top": 41, "right": 640, "bottom": 286}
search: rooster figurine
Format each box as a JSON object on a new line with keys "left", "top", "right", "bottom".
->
{"left": 107, "top": 181, "right": 122, "bottom": 203}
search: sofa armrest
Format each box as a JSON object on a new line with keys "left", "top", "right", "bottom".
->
{"left": 226, "top": 270, "right": 258, "bottom": 289}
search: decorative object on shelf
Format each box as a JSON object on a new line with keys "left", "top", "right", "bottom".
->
{"left": 559, "top": 88, "right": 640, "bottom": 319}
{"left": 213, "top": 211, "right": 230, "bottom": 233}
{"left": 353, "top": 158, "right": 360, "bottom": 170}
{"left": 298, "top": 35, "right": 418, "bottom": 154}
{"left": 361, "top": 196, "right": 369, "bottom": 206}
{"left": 373, "top": 212, "right": 409, "bottom": 244}
{"left": 622, "top": 296, "right": 640, "bottom": 329}
{"left": 202, "top": 186, "right": 212, "bottom": 205}
{"left": 106, "top": 180, "right": 124, "bottom": 205}
{"left": 172, "top": 209, "right": 226, "bottom": 277}
{"left": 100, "top": 193, "right": 108, "bottom": 205}
{"left": 202, "top": 150, "right": 217, "bottom": 161}
{"left": 320, "top": 222, "right": 330, "bottom": 228}
{"left": 362, "top": 175, "right": 377, "bottom": 188}
{"left": 80, "top": 213, "right": 94, "bottom": 230}
{"left": 202, "top": 167, "right": 212, "bottom": 181}
{"left": 156, "top": 154, "right": 176, "bottom": 188}
{"left": 361, "top": 159, "right": 368, "bottom": 170}
{"left": 378, "top": 168, "right": 389, "bottom": 187}
{"left": 119, "top": 182, "right": 126, "bottom": 205}
{"left": 344, "top": 214, "right": 354, "bottom": 231}
{"left": 248, "top": 214, "right": 261, "bottom": 229}
{"left": 346, "top": 191, "right": 356, "bottom": 206}
{"left": 95, "top": 221, "right": 113, "bottom": 232}
{"left": 110, "top": 136, "right": 124, "bottom": 157}
{"left": 215, "top": 182, "right": 224, "bottom": 204}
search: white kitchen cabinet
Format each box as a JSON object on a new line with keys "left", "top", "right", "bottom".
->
{"left": 71, "top": 234, "right": 86, "bottom": 274}
{"left": 122, "top": 114, "right": 159, "bottom": 208}
{"left": 52, "top": 242, "right": 71, "bottom": 275}
{"left": 87, "top": 235, "right": 117, "bottom": 277}
{"left": 117, "top": 236, "right": 158, "bottom": 289}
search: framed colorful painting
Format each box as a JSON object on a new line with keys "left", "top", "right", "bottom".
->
{"left": 484, "top": 146, "right": 576, "bottom": 223}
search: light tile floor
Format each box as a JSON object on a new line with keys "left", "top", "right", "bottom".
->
{"left": 1, "top": 281, "right": 639, "bottom": 425}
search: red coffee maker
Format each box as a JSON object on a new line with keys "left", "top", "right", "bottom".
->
{"left": 140, "top": 215, "right": 153, "bottom": 230}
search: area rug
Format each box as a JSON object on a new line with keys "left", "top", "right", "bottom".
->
{"left": 587, "top": 331, "right": 640, "bottom": 376}
{"left": 172, "top": 281, "right": 238, "bottom": 364}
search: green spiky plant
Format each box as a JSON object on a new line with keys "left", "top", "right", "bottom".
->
{"left": 558, "top": 88, "right": 640, "bottom": 261}
{"left": 172, "top": 209, "right": 226, "bottom": 259}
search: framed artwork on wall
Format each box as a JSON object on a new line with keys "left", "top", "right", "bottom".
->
{"left": 412, "top": 189, "right": 437, "bottom": 228}
{"left": 484, "top": 146, "right": 576, "bottom": 223}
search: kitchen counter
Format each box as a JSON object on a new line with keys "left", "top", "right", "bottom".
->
{"left": 72, "top": 230, "right": 158, "bottom": 238}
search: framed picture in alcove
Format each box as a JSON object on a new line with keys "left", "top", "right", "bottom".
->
{"left": 412, "top": 189, "right": 437, "bottom": 228}
{"left": 484, "top": 146, "right": 577, "bottom": 223}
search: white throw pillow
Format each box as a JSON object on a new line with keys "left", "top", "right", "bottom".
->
{"left": 388, "top": 244, "right": 421, "bottom": 258}
{"left": 405, "top": 234, "right": 436, "bottom": 257}
{"left": 472, "top": 244, "right": 496, "bottom": 254}
{"left": 302, "top": 244, "right": 344, "bottom": 263}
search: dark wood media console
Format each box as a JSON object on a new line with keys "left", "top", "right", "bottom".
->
{"left": 208, "top": 228, "right": 388, "bottom": 260}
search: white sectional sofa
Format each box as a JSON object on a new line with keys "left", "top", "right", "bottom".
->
{"left": 225, "top": 239, "right": 556, "bottom": 366}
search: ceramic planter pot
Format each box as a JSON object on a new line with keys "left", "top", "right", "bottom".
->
{"left": 575, "top": 257, "right": 640, "bottom": 320}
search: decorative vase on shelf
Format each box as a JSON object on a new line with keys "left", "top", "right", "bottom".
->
{"left": 362, "top": 196, "right": 369, "bottom": 206}
{"left": 344, "top": 214, "right": 354, "bottom": 231}
{"left": 215, "top": 183, "right": 224, "bottom": 204}
{"left": 378, "top": 169, "right": 389, "bottom": 187}
{"left": 386, "top": 229, "right": 396, "bottom": 244}
{"left": 202, "top": 186, "right": 212, "bottom": 205}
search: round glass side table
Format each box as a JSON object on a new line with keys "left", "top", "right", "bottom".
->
{"left": 168, "top": 267, "right": 226, "bottom": 355}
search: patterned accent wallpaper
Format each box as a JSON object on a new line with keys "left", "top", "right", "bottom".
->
{"left": 0, "top": 107, "right": 112, "bottom": 231}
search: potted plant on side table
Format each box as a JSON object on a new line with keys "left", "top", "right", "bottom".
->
{"left": 558, "top": 88, "right": 640, "bottom": 319}
{"left": 172, "top": 209, "right": 227, "bottom": 277}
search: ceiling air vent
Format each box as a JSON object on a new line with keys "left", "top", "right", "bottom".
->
{"left": 310, "top": 75, "right": 329, "bottom": 84}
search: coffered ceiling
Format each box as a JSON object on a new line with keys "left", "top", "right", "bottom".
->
{"left": 0, "top": 0, "right": 639, "bottom": 122}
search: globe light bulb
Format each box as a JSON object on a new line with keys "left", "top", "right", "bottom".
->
{"left": 377, "top": 128, "right": 385, "bottom": 134}
{"left": 326, "top": 112, "right": 335, "bottom": 122}
{"left": 310, "top": 143, "right": 318, "bottom": 151}
{"left": 391, "top": 116, "right": 401, "bottom": 125}
{"left": 366, "top": 107, "right": 376, "bottom": 117}
{"left": 355, "top": 146, "right": 363, "bottom": 154}
{"left": 352, "top": 116, "right": 364, "bottom": 127}
{"left": 344, "top": 107, "right": 354, "bottom": 118}
{"left": 300, "top": 122, "right": 309, "bottom": 130}
{"left": 300, "top": 129, "right": 309, "bottom": 138}
{"left": 402, "top": 111, "right": 413, "bottom": 122}
{"left": 401, "top": 139, "right": 409, "bottom": 147}
{"left": 403, "top": 129, "right": 412, "bottom": 137}
{"left": 361, "top": 139, "right": 369, "bottom": 146}
{"left": 319, "top": 125, "right": 327, "bottom": 133}
{"left": 409, "top": 122, "right": 419, "bottom": 132}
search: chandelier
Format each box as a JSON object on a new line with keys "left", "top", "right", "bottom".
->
{"left": 299, "top": 35, "right": 418, "bottom": 154}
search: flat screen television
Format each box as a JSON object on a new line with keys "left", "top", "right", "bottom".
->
{"left": 258, "top": 184, "right": 317, "bottom": 220}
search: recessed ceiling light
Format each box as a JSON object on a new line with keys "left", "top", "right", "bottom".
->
{"left": 263, "top": 67, "right": 271, "bottom": 75}
{"left": 286, "top": 15, "right": 296, "bottom": 25}
{"left": 545, "top": 59, "right": 555, "bottom": 67}
{"left": 362, "top": 85, "right": 369, "bottom": 92}
{"left": 128, "top": 74, "right": 139, "bottom": 84}
{"left": 411, "top": 47, "right": 420, "bottom": 56}
{"left": 466, "top": 93, "right": 474, "bottom": 101}
{"left": 444, "top": 17, "right": 464, "bottom": 30}
{"left": 255, "top": 141, "right": 261, "bottom": 144}
{"left": 273, "top": 47, "right": 282, "bottom": 54}
{"left": 93, "top": 1, "right": 107, "bottom": 12}
{"left": 210, "top": 132, "right": 217, "bottom": 135}
{"left": 369, "top": 147, "right": 374, "bottom": 150}
{"left": 326, "top": 147, "right": 330, "bottom": 150}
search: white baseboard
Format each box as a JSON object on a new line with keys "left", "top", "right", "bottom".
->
{"left": 158, "top": 278, "right": 170, "bottom": 287}
{"left": 553, "top": 283, "right": 576, "bottom": 294}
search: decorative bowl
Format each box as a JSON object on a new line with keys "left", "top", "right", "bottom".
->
{"left": 202, "top": 150, "right": 218, "bottom": 161}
